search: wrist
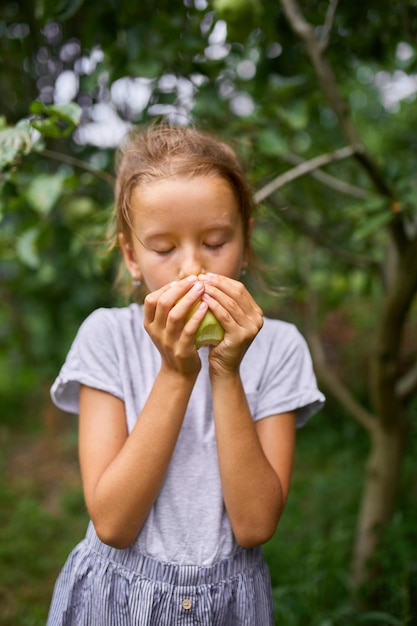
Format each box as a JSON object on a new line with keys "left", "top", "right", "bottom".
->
{"left": 209, "top": 365, "right": 241, "bottom": 385}
{"left": 160, "top": 361, "right": 200, "bottom": 386}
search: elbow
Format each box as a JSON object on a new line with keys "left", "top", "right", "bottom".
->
{"left": 93, "top": 519, "right": 138, "bottom": 550}
{"left": 87, "top": 496, "right": 145, "bottom": 550}
{"left": 232, "top": 501, "right": 285, "bottom": 548}
{"left": 233, "top": 520, "right": 278, "bottom": 549}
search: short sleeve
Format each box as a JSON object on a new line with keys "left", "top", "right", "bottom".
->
{"left": 50, "top": 308, "right": 125, "bottom": 415}
{"left": 243, "top": 320, "right": 325, "bottom": 428}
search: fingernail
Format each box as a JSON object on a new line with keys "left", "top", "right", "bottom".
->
{"left": 186, "top": 274, "right": 198, "bottom": 282}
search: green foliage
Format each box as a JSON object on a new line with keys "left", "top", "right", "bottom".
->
{"left": 1, "top": 414, "right": 415, "bottom": 625}
{"left": 213, "top": 0, "right": 264, "bottom": 41}
{"left": 0, "top": 427, "right": 88, "bottom": 625}
{"left": 29, "top": 101, "right": 82, "bottom": 138}
{"left": 1, "top": 0, "right": 417, "bottom": 612}
{"left": 0, "top": 102, "right": 81, "bottom": 170}
{"left": 0, "top": 119, "right": 37, "bottom": 170}
{"left": 264, "top": 415, "right": 417, "bottom": 625}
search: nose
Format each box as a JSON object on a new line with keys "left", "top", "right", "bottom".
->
{"left": 178, "top": 246, "right": 205, "bottom": 279}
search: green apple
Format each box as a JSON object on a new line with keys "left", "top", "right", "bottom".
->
{"left": 185, "top": 300, "right": 224, "bottom": 349}
{"left": 195, "top": 309, "right": 224, "bottom": 349}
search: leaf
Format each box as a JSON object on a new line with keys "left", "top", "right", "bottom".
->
{"left": 0, "top": 120, "right": 33, "bottom": 170}
{"left": 213, "top": 0, "right": 263, "bottom": 41}
{"left": 16, "top": 228, "right": 40, "bottom": 269}
{"left": 353, "top": 211, "right": 393, "bottom": 241}
{"left": 29, "top": 102, "right": 82, "bottom": 138}
{"left": 278, "top": 102, "right": 309, "bottom": 130}
{"left": 213, "top": 0, "right": 262, "bottom": 20}
{"left": 358, "top": 611, "right": 402, "bottom": 625}
{"left": 41, "top": 0, "right": 86, "bottom": 22}
{"left": 29, "top": 102, "right": 82, "bottom": 127}
{"left": 30, "top": 118, "right": 72, "bottom": 138}
{"left": 257, "top": 129, "right": 288, "bottom": 157}
{"left": 65, "top": 196, "right": 96, "bottom": 222}
{"left": 25, "top": 173, "right": 66, "bottom": 216}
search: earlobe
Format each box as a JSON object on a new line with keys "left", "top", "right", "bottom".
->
{"left": 119, "top": 233, "right": 142, "bottom": 281}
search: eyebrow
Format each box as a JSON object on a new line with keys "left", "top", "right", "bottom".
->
{"left": 140, "top": 224, "right": 236, "bottom": 241}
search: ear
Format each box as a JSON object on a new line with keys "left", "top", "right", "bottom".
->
{"left": 119, "top": 233, "right": 142, "bottom": 281}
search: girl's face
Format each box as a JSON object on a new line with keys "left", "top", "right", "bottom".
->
{"left": 120, "top": 175, "right": 250, "bottom": 292}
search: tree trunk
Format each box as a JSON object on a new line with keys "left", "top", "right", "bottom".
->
{"left": 351, "top": 237, "right": 415, "bottom": 594}
{"left": 351, "top": 418, "right": 407, "bottom": 591}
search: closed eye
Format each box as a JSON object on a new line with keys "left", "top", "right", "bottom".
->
{"left": 154, "top": 248, "right": 174, "bottom": 256}
{"left": 204, "top": 242, "right": 225, "bottom": 250}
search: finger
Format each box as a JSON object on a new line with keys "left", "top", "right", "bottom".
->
{"left": 163, "top": 281, "right": 206, "bottom": 332}
{"left": 202, "top": 280, "right": 263, "bottom": 327}
{"left": 144, "top": 276, "right": 198, "bottom": 326}
{"left": 147, "top": 281, "right": 209, "bottom": 351}
{"left": 143, "top": 281, "right": 177, "bottom": 323}
{"left": 198, "top": 273, "right": 253, "bottom": 308}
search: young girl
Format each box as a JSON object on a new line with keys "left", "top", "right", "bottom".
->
{"left": 47, "top": 124, "right": 324, "bottom": 625}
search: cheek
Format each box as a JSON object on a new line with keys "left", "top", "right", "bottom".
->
{"left": 223, "top": 252, "right": 245, "bottom": 280}
{"left": 141, "top": 259, "right": 174, "bottom": 290}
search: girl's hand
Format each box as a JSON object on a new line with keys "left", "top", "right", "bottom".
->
{"left": 143, "top": 276, "right": 209, "bottom": 377}
{"left": 198, "top": 273, "right": 264, "bottom": 375}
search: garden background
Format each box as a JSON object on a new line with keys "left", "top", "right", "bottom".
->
{"left": 1, "top": 1, "right": 417, "bottom": 624}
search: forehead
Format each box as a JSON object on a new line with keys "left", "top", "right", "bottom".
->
{"left": 129, "top": 175, "right": 241, "bottom": 229}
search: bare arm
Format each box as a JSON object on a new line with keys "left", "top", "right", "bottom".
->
{"left": 79, "top": 367, "right": 198, "bottom": 549}
{"left": 79, "top": 278, "right": 210, "bottom": 549}
{"left": 201, "top": 272, "right": 296, "bottom": 547}
{"left": 211, "top": 370, "right": 296, "bottom": 547}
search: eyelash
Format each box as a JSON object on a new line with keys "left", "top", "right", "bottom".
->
{"left": 155, "top": 249, "right": 174, "bottom": 256}
{"left": 205, "top": 242, "right": 224, "bottom": 250}
{"left": 155, "top": 243, "right": 225, "bottom": 255}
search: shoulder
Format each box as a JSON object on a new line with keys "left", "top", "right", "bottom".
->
{"left": 67, "top": 303, "right": 147, "bottom": 366}
{"left": 81, "top": 303, "right": 143, "bottom": 327}
{"left": 77, "top": 303, "right": 144, "bottom": 341}
{"left": 260, "top": 316, "right": 301, "bottom": 337}
{"left": 255, "top": 316, "right": 308, "bottom": 353}
{"left": 243, "top": 316, "right": 325, "bottom": 426}
{"left": 244, "top": 315, "right": 314, "bottom": 379}
{"left": 50, "top": 304, "right": 147, "bottom": 414}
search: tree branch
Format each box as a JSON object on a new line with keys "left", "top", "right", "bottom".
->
{"left": 307, "top": 325, "right": 377, "bottom": 433}
{"left": 298, "top": 250, "right": 377, "bottom": 432}
{"left": 279, "top": 0, "right": 407, "bottom": 250}
{"left": 41, "top": 148, "right": 116, "bottom": 186}
{"left": 319, "top": 0, "right": 339, "bottom": 52}
{"left": 372, "top": 237, "right": 417, "bottom": 421}
{"left": 283, "top": 151, "right": 369, "bottom": 199}
{"left": 254, "top": 145, "right": 358, "bottom": 204}
{"left": 264, "top": 195, "right": 379, "bottom": 270}
{"left": 396, "top": 358, "right": 417, "bottom": 400}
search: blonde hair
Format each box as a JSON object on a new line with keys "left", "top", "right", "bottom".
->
{"left": 109, "top": 123, "right": 255, "bottom": 296}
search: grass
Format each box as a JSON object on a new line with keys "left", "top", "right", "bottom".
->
{"left": 0, "top": 423, "right": 88, "bottom": 626}
{"left": 265, "top": 411, "right": 417, "bottom": 625}
{"left": 0, "top": 408, "right": 416, "bottom": 625}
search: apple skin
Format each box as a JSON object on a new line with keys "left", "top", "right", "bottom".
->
{"left": 184, "top": 300, "right": 224, "bottom": 349}
{"left": 195, "top": 310, "right": 224, "bottom": 349}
